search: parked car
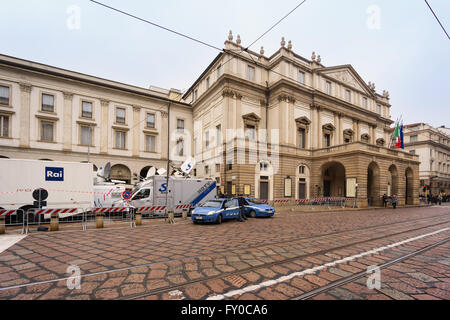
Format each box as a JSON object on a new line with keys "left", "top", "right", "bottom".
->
{"left": 243, "top": 197, "right": 275, "bottom": 218}
{"left": 191, "top": 198, "right": 240, "bottom": 224}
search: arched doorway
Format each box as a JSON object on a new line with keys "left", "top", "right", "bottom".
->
{"left": 320, "top": 162, "right": 346, "bottom": 197}
{"left": 110, "top": 164, "right": 131, "bottom": 184}
{"left": 367, "top": 162, "right": 380, "bottom": 206}
{"left": 296, "top": 164, "right": 310, "bottom": 200}
{"left": 388, "top": 165, "right": 398, "bottom": 197}
{"left": 405, "top": 167, "right": 414, "bottom": 205}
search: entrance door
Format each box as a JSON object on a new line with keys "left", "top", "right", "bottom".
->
{"left": 260, "top": 181, "right": 268, "bottom": 200}
{"left": 298, "top": 183, "right": 306, "bottom": 199}
{"left": 323, "top": 180, "right": 331, "bottom": 197}
{"left": 226, "top": 181, "right": 232, "bottom": 196}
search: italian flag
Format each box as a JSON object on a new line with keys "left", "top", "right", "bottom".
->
{"left": 393, "top": 122, "right": 401, "bottom": 148}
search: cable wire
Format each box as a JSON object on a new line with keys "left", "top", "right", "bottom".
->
{"left": 89, "top": 0, "right": 224, "bottom": 51}
{"left": 424, "top": 0, "right": 450, "bottom": 40}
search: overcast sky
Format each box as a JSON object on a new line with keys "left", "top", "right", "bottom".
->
{"left": 1, "top": 0, "right": 449, "bottom": 128}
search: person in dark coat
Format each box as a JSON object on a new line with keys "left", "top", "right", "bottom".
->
{"left": 237, "top": 197, "right": 247, "bottom": 222}
{"left": 392, "top": 194, "right": 398, "bottom": 209}
{"left": 382, "top": 194, "right": 388, "bottom": 208}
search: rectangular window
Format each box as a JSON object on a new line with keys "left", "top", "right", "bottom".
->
{"left": 324, "top": 133, "right": 331, "bottom": 147}
{"left": 116, "top": 108, "right": 126, "bottom": 124}
{"left": 0, "top": 86, "right": 10, "bottom": 105}
{"left": 145, "top": 135, "right": 156, "bottom": 152}
{"left": 115, "top": 130, "right": 126, "bottom": 149}
{"left": 205, "top": 166, "right": 209, "bottom": 175}
{"left": 217, "top": 64, "right": 222, "bottom": 77}
{"left": 325, "top": 81, "right": 331, "bottom": 95}
{"left": 410, "top": 135, "right": 418, "bottom": 142}
{"left": 80, "top": 126, "right": 92, "bottom": 146}
{"left": 205, "top": 131, "right": 210, "bottom": 148}
{"left": 345, "top": 90, "right": 351, "bottom": 103}
{"left": 377, "top": 104, "right": 381, "bottom": 114}
{"left": 206, "top": 77, "right": 210, "bottom": 89}
{"left": 81, "top": 101, "right": 93, "bottom": 118}
{"left": 248, "top": 66, "right": 255, "bottom": 81}
{"left": 362, "top": 97, "right": 368, "bottom": 109}
{"left": 246, "top": 124, "right": 256, "bottom": 140}
{"left": 40, "top": 120, "right": 54, "bottom": 142}
{"left": 298, "top": 128, "right": 306, "bottom": 149}
{"left": 146, "top": 113, "right": 155, "bottom": 128}
{"left": 0, "top": 115, "right": 9, "bottom": 137}
{"left": 177, "top": 119, "right": 185, "bottom": 132}
{"left": 41, "top": 94, "right": 54, "bottom": 112}
{"left": 193, "top": 89, "right": 198, "bottom": 101}
{"left": 227, "top": 163, "right": 232, "bottom": 171}
{"left": 298, "top": 71, "right": 305, "bottom": 84}
{"left": 216, "top": 163, "right": 220, "bottom": 173}
{"left": 216, "top": 124, "right": 221, "bottom": 146}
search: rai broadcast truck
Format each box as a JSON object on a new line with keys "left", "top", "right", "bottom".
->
{"left": 0, "top": 158, "right": 126, "bottom": 219}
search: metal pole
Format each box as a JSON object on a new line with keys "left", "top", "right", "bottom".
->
{"left": 165, "top": 103, "right": 171, "bottom": 216}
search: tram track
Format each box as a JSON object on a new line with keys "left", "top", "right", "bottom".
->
{"left": 0, "top": 212, "right": 449, "bottom": 297}
{"left": 292, "top": 237, "right": 450, "bottom": 300}
{"left": 118, "top": 219, "right": 450, "bottom": 300}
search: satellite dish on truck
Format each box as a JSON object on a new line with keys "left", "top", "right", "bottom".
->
{"left": 103, "top": 162, "right": 111, "bottom": 180}
{"left": 146, "top": 167, "right": 156, "bottom": 179}
{"left": 180, "top": 157, "right": 196, "bottom": 175}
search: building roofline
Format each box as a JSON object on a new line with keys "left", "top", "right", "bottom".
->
{"left": 0, "top": 53, "right": 191, "bottom": 107}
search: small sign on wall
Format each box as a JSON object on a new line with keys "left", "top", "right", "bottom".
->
{"left": 284, "top": 177, "right": 292, "bottom": 197}
{"left": 346, "top": 178, "right": 357, "bottom": 197}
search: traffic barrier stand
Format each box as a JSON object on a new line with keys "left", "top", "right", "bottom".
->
{"left": 167, "top": 208, "right": 175, "bottom": 224}
{"left": 135, "top": 211, "right": 142, "bottom": 226}
{"left": 182, "top": 208, "right": 188, "bottom": 220}
{"left": 129, "top": 208, "right": 136, "bottom": 229}
{"left": 96, "top": 212, "right": 104, "bottom": 229}
{"left": 0, "top": 216, "right": 5, "bottom": 234}
{"left": 50, "top": 211, "right": 59, "bottom": 232}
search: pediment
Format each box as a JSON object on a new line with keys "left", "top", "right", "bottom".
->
{"left": 295, "top": 116, "right": 311, "bottom": 125}
{"left": 242, "top": 112, "right": 261, "bottom": 122}
{"left": 319, "top": 65, "right": 373, "bottom": 96}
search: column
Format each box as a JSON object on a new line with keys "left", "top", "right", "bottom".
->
{"left": 317, "top": 107, "right": 322, "bottom": 149}
{"left": 338, "top": 113, "right": 343, "bottom": 144}
{"left": 333, "top": 113, "right": 339, "bottom": 145}
{"left": 356, "top": 120, "right": 361, "bottom": 142}
{"left": 100, "top": 99, "right": 110, "bottom": 154}
{"left": 132, "top": 105, "right": 141, "bottom": 157}
{"left": 371, "top": 125, "right": 377, "bottom": 145}
{"left": 62, "top": 92, "right": 73, "bottom": 151}
{"left": 311, "top": 105, "right": 317, "bottom": 149}
{"left": 19, "top": 83, "right": 32, "bottom": 148}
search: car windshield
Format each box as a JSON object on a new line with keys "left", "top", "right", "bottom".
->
{"left": 200, "top": 200, "right": 223, "bottom": 208}
{"left": 246, "top": 198, "right": 265, "bottom": 205}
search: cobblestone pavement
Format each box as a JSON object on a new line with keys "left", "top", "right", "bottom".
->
{"left": 0, "top": 204, "right": 449, "bottom": 300}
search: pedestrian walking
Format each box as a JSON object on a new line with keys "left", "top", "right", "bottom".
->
{"left": 392, "top": 194, "right": 398, "bottom": 209}
{"left": 237, "top": 197, "right": 247, "bottom": 222}
{"left": 438, "top": 193, "right": 443, "bottom": 205}
{"left": 382, "top": 194, "right": 388, "bottom": 208}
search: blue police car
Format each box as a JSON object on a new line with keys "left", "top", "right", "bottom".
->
{"left": 191, "top": 198, "right": 240, "bottom": 224}
{"left": 243, "top": 198, "right": 275, "bottom": 218}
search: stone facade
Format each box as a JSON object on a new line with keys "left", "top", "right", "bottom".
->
{"left": 402, "top": 123, "right": 450, "bottom": 196}
{"left": 185, "top": 32, "right": 420, "bottom": 207}
{"left": 0, "top": 33, "right": 421, "bottom": 206}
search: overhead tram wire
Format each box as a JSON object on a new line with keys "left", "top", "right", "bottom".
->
{"left": 89, "top": 0, "right": 224, "bottom": 52}
{"left": 424, "top": 0, "right": 450, "bottom": 40}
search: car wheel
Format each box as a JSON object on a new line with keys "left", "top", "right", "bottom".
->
{"left": 250, "top": 210, "right": 256, "bottom": 218}
{"left": 216, "top": 214, "right": 222, "bottom": 224}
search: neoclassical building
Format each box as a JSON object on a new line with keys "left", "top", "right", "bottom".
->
{"left": 0, "top": 32, "right": 420, "bottom": 206}
{"left": 402, "top": 123, "right": 450, "bottom": 196}
{"left": 184, "top": 33, "right": 419, "bottom": 207}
